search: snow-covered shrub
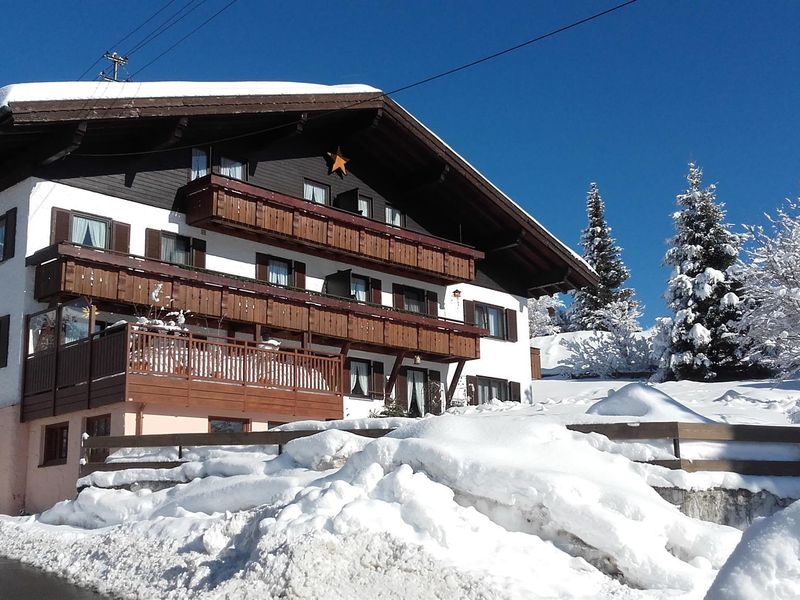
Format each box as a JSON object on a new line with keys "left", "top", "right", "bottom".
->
{"left": 527, "top": 294, "right": 565, "bottom": 337}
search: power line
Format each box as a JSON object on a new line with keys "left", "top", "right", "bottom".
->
{"left": 73, "top": 0, "right": 640, "bottom": 157}
{"left": 76, "top": 0, "right": 181, "bottom": 80}
{"left": 125, "top": 0, "right": 211, "bottom": 58}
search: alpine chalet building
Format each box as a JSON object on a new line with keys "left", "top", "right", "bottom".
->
{"left": 0, "top": 82, "right": 596, "bottom": 512}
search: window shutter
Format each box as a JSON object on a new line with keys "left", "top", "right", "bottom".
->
{"left": 51, "top": 207, "right": 71, "bottom": 244}
{"left": 255, "top": 253, "right": 269, "bottom": 281}
{"left": 371, "top": 360, "right": 384, "bottom": 400}
{"left": 343, "top": 358, "right": 351, "bottom": 395}
{"left": 370, "top": 278, "right": 382, "bottom": 304}
{"left": 509, "top": 381, "right": 521, "bottom": 402}
{"left": 505, "top": 308, "right": 518, "bottom": 342}
{"left": 425, "top": 291, "right": 438, "bottom": 317}
{"left": 144, "top": 229, "right": 162, "bottom": 260}
{"left": 428, "top": 369, "right": 442, "bottom": 414}
{"left": 324, "top": 269, "right": 351, "bottom": 298}
{"left": 334, "top": 188, "right": 359, "bottom": 213}
{"left": 396, "top": 366, "right": 408, "bottom": 408}
{"left": 3, "top": 207, "right": 16, "bottom": 260}
{"left": 465, "top": 375, "right": 477, "bottom": 406}
{"left": 111, "top": 221, "right": 130, "bottom": 254}
{"left": 392, "top": 284, "right": 404, "bottom": 310}
{"left": 191, "top": 238, "right": 206, "bottom": 269}
{"left": 463, "top": 300, "right": 475, "bottom": 325}
{"left": 293, "top": 261, "right": 306, "bottom": 289}
{"left": 0, "top": 314, "right": 9, "bottom": 368}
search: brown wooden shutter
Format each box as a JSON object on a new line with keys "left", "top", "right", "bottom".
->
{"left": 465, "top": 375, "right": 478, "bottom": 406}
{"left": 256, "top": 253, "right": 269, "bottom": 281}
{"left": 392, "top": 284, "right": 404, "bottom": 310}
{"left": 428, "top": 369, "right": 442, "bottom": 414}
{"left": 191, "top": 238, "right": 206, "bottom": 269}
{"left": 505, "top": 308, "right": 518, "bottom": 342}
{"left": 370, "top": 278, "right": 382, "bottom": 304}
{"left": 111, "top": 221, "right": 130, "bottom": 254}
{"left": 426, "top": 291, "right": 438, "bottom": 317}
{"left": 396, "top": 366, "right": 408, "bottom": 409}
{"left": 509, "top": 381, "right": 521, "bottom": 402}
{"left": 293, "top": 261, "right": 306, "bottom": 289}
{"left": 343, "top": 358, "right": 351, "bottom": 395}
{"left": 144, "top": 229, "right": 162, "bottom": 260}
{"left": 0, "top": 314, "right": 9, "bottom": 368}
{"left": 3, "top": 207, "right": 16, "bottom": 260}
{"left": 372, "top": 360, "right": 384, "bottom": 400}
{"left": 51, "top": 207, "right": 71, "bottom": 244}
{"left": 463, "top": 300, "right": 475, "bottom": 325}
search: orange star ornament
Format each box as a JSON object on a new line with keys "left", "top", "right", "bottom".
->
{"left": 326, "top": 146, "right": 349, "bottom": 177}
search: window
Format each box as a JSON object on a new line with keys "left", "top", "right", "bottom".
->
{"left": 407, "top": 368, "right": 427, "bottom": 417}
{"left": 209, "top": 417, "right": 250, "bottom": 433}
{"left": 71, "top": 214, "right": 109, "bottom": 249}
{"left": 60, "top": 300, "right": 91, "bottom": 345}
{"left": 352, "top": 275, "right": 369, "bottom": 302}
{"left": 0, "top": 214, "right": 5, "bottom": 260}
{"left": 191, "top": 148, "right": 209, "bottom": 180}
{"left": 349, "top": 359, "right": 371, "bottom": 397}
{"left": 304, "top": 180, "right": 329, "bottom": 205}
{"left": 357, "top": 195, "right": 372, "bottom": 218}
{"left": 267, "top": 257, "right": 291, "bottom": 286}
{"left": 385, "top": 205, "right": 404, "bottom": 227}
{"left": 0, "top": 206, "right": 18, "bottom": 261}
{"left": 220, "top": 156, "right": 246, "bottom": 181}
{"left": 475, "top": 303, "right": 506, "bottom": 339}
{"left": 161, "top": 233, "right": 192, "bottom": 266}
{"left": 42, "top": 422, "right": 69, "bottom": 466}
{"left": 85, "top": 414, "right": 111, "bottom": 463}
{"left": 403, "top": 287, "right": 425, "bottom": 314}
{"left": 0, "top": 315, "right": 8, "bottom": 368}
{"left": 476, "top": 377, "right": 509, "bottom": 404}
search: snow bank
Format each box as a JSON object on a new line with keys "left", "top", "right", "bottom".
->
{"left": 706, "top": 499, "right": 800, "bottom": 600}
{"left": 586, "top": 382, "right": 714, "bottom": 423}
{"left": 0, "top": 80, "right": 380, "bottom": 107}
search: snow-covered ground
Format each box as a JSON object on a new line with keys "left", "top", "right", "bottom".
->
{"left": 2, "top": 377, "right": 800, "bottom": 599}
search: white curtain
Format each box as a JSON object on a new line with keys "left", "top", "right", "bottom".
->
{"left": 220, "top": 157, "right": 245, "bottom": 180}
{"left": 408, "top": 370, "right": 426, "bottom": 415}
{"left": 357, "top": 197, "right": 370, "bottom": 217}
{"left": 268, "top": 261, "right": 290, "bottom": 286}
{"left": 304, "top": 182, "right": 327, "bottom": 204}
{"left": 350, "top": 361, "right": 369, "bottom": 396}
{"left": 161, "top": 235, "right": 190, "bottom": 265}
{"left": 72, "top": 216, "right": 107, "bottom": 248}
{"left": 191, "top": 148, "right": 209, "bottom": 180}
{"left": 488, "top": 307, "right": 502, "bottom": 337}
{"left": 386, "top": 206, "right": 402, "bottom": 226}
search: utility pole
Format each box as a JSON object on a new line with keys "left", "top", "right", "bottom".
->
{"left": 99, "top": 52, "right": 128, "bottom": 82}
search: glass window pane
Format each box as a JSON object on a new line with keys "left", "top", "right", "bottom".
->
{"left": 404, "top": 290, "right": 424, "bottom": 313}
{"left": 352, "top": 277, "right": 368, "bottom": 302}
{"left": 209, "top": 418, "right": 247, "bottom": 433}
{"left": 386, "top": 206, "right": 402, "bottom": 226}
{"left": 220, "top": 157, "right": 245, "bottom": 180}
{"left": 191, "top": 148, "right": 209, "bottom": 180}
{"left": 161, "top": 235, "right": 191, "bottom": 265}
{"left": 304, "top": 181, "right": 328, "bottom": 205}
{"left": 268, "top": 260, "right": 290, "bottom": 286}
{"left": 60, "top": 301, "right": 90, "bottom": 344}
{"left": 349, "top": 360, "right": 370, "bottom": 396}
{"left": 357, "top": 196, "right": 371, "bottom": 218}
{"left": 0, "top": 216, "right": 5, "bottom": 259}
{"left": 29, "top": 310, "right": 57, "bottom": 354}
{"left": 71, "top": 215, "right": 108, "bottom": 248}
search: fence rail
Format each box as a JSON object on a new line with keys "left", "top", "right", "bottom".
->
{"left": 567, "top": 421, "right": 800, "bottom": 476}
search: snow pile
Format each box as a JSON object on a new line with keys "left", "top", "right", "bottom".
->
{"left": 0, "top": 415, "right": 743, "bottom": 598}
{"left": 586, "top": 382, "right": 714, "bottom": 423}
{"left": 706, "top": 499, "right": 800, "bottom": 600}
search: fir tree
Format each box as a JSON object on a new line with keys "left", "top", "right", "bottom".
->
{"left": 569, "top": 183, "right": 637, "bottom": 331}
{"left": 664, "top": 163, "right": 745, "bottom": 380}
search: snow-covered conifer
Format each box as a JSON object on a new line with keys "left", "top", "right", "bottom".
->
{"left": 664, "top": 163, "right": 745, "bottom": 380}
{"left": 569, "top": 183, "right": 638, "bottom": 331}
{"left": 527, "top": 294, "right": 565, "bottom": 337}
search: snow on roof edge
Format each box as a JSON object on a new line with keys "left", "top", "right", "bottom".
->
{"left": 389, "top": 99, "right": 594, "bottom": 281}
{"left": 0, "top": 80, "right": 381, "bottom": 108}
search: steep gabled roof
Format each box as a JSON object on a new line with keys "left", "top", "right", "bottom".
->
{"left": 0, "top": 81, "right": 597, "bottom": 295}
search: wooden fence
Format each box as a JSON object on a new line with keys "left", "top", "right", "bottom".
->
{"left": 567, "top": 421, "right": 800, "bottom": 476}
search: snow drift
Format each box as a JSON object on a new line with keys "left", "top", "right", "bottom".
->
{"left": 586, "top": 382, "right": 714, "bottom": 423}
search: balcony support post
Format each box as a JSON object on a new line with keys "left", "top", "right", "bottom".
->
{"left": 446, "top": 360, "right": 466, "bottom": 409}
{"left": 385, "top": 351, "right": 406, "bottom": 399}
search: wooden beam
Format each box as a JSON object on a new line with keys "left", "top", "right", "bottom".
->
{"left": 385, "top": 351, "right": 406, "bottom": 397}
{"left": 486, "top": 230, "right": 526, "bottom": 254}
{"left": 39, "top": 121, "right": 87, "bottom": 166}
{"left": 446, "top": 360, "right": 466, "bottom": 406}
{"left": 340, "top": 341, "right": 351, "bottom": 356}
{"left": 527, "top": 268, "right": 572, "bottom": 296}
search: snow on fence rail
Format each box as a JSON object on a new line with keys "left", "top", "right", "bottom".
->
{"left": 80, "top": 428, "right": 395, "bottom": 477}
{"left": 567, "top": 422, "right": 800, "bottom": 476}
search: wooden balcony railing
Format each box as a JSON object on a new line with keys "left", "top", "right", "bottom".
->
{"left": 29, "top": 243, "right": 484, "bottom": 360}
{"left": 22, "top": 324, "right": 344, "bottom": 422}
{"left": 183, "top": 174, "right": 484, "bottom": 284}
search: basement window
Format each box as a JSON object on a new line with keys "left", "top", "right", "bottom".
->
{"left": 42, "top": 422, "right": 69, "bottom": 466}
{"left": 209, "top": 417, "right": 250, "bottom": 433}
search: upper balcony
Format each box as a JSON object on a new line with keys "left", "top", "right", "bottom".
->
{"left": 183, "top": 174, "right": 484, "bottom": 285}
{"left": 28, "top": 242, "right": 485, "bottom": 362}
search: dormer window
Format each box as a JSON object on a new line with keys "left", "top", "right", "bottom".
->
{"left": 304, "top": 180, "right": 329, "bottom": 205}
{"left": 385, "top": 205, "right": 404, "bottom": 227}
{"left": 220, "top": 156, "right": 246, "bottom": 181}
{"left": 191, "top": 148, "right": 209, "bottom": 180}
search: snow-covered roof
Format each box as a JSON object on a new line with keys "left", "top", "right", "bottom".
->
{"left": 0, "top": 80, "right": 380, "bottom": 108}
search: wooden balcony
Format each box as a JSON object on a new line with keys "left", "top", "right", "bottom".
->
{"left": 22, "top": 324, "right": 344, "bottom": 422}
{"left": 183, "top": 174, "right": 484, "bottom": 285}
{"left": 29, "top": 243, "right": 484, "bottom": 361}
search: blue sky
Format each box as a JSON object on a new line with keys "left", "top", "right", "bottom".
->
{"left": 3, "top": 1, "right": 800, "bottom": 325}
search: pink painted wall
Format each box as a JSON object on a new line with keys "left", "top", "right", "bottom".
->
{"left": 0, "top": 404, "right": 29, "bottom": 515}
{"left": 134, "top": 404, "right": 274, "bottom": 434}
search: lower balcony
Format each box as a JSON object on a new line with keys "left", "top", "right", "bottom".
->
{"left": 22, "top": 323, "right": 344, "bottom": 422}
